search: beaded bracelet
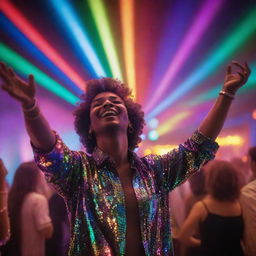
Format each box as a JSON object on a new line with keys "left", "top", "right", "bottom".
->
{"left": 219, "top": 90, "right": 235, "bottom": 100}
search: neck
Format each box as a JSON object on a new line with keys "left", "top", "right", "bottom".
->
{"left": 96, "top": 131, "right": 129, "bottom": 167}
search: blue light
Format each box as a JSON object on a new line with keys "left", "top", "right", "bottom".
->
{"left": 50, "top": 0, "right": 107, "bottom": 77}
{"left": 148, "top": 118, "right": 159, "bottom": 129}
{"left": 0, "top": 14, "right": 83, "bottom": 96}
{"left": 148, "top": 130, "right": 159, "bottom": 141}
{"left": 140, "top": 134, "right": 146, "bottom": 140}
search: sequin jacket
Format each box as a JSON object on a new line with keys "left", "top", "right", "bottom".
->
{"left": 33, "top": 131, "right": 218, "bottom": 256}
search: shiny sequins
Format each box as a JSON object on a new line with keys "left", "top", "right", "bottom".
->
{"left": 33, "top": 130, "right": 218, "bottom": 256}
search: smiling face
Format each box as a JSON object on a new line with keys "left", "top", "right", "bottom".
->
{"left": 89, "top": 91, "right": 129, "bottom": 136}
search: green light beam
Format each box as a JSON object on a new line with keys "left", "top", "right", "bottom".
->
{"left": 87, "top": 0, "right": 123, "bottom": 80}
{"left": 186, "top": 63, "right": 256, "bottom": 107}
{"left": 0, "top": 43, "right": 80, "bottom": 105}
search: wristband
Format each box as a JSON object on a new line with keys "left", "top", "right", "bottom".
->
{"left": 219, "top": 90, "right": 235, "bottom": 100}
{"left": 23, "top": 99, "right": 40, "bottom": 120}
{"left": 23, "top": 99, "right": 37, "bottom": 112}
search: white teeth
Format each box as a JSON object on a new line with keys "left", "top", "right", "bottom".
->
{"left": 101, "top": 110, "right": 117, "bottom": 117}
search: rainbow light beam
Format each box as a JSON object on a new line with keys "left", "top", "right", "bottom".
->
{"left": 186, "top": 63, "right": 256, "bottom": 107}
{"left": 50, "top": 0, "right": 107, "bottom": 77}
{"left": 0, "top": 43, "right": 79, "bottom": 105}
{"left": 87, "top": 0, "right": 123, "bottom": 81}
{"left": 145, "top": 0, "right": 224, "bottom": 112}
{"left": 0, "top": 0, "right": 86, "bottom": 90}
{"left": 0, "top": 14, "right": 83, "bottom": 96}
{"left": 120, "top": 0, "right": 136, "bottom": 97}
{"left": 157, "top": 112, "right": 190, "bottom": 136}
{"left": 146, "top": 7, "right": 256, "bottom": 120}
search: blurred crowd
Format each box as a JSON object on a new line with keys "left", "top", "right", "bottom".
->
{"left": 171, "top": 146, "right": 256, "bottom": 256}
{"left": 0, "top": 145, "right": 256, "bottom": 256}
{"left": 0, "top": 160, "right": 69, "bottom": 256}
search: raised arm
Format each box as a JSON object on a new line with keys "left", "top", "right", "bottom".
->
{"left": 0, "top": 62, "right": 55, "bottom": 152}
{"left": 198, "top": 61, "right": 251, "bottom": 140}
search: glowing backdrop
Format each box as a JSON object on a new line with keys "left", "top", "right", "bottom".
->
{"left": 0, "top": 0, "right": 255, "bottom": 183}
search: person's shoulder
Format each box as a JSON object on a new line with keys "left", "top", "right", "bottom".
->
{"left": 22, "top": 192, "right": 47, "bottom": 208}
{"left": 191, "top": 200, "right": 206, "bottom": 215}
{"left": 29, "top": 192, "right": 48, "bottom": 203}
{"left": 242, "top": 179, "right": 256, "bottom": 194}
{"left": 241, "top": 180, "right": 256, "bottom": 201}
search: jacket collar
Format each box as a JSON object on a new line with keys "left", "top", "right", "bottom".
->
{"left": 92, "top": 146, "right": 140, "bottom": 168}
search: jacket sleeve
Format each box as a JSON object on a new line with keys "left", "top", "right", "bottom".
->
{"left": 144, "top": 130, "right": 219, "bottom": 193}
{"left": 32, "top": 131, "right": 85, "bottom": 199}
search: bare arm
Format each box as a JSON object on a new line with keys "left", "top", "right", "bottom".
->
{"left": 198, "top": 61, "right": 251, "bottom": 140}
{"left": 177, "top": 201, "right": 204, "bottom": 247}
{"left": 0, "top": 62, "right": 55, "bottom": 151}
{"left": 38, "top": 223, "right": 54, "bottom": 239}
{"left": 0, "top": 159, "right": 10, "bottom": 244}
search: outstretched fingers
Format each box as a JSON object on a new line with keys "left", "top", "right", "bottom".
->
{"left": 232, "top": 61, "right": 248, "bottom": 72}
{"left": 232, "top": 61, "right": 250, "bottom": 81}
{"left": 226, "top": 65, "right": 232, "bottom": 75}
{"left": 29, "top": 74, "right": 34, "bottom": 87}
{"left": 8, "top": 67, "right": 16, "bottom": 77}
{"left": 0, "top": 62, "right": 8, "bottom": 74}
{"left": 1, "top": 84, "right": 14, "bottom": 95}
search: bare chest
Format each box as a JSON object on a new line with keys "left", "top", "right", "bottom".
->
{"left": 117, "top": 166, "right": 146, "bottom": 255}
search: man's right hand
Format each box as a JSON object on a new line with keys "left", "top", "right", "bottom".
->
{"left": 0, "top": 62, "right": 35, "bottom": 108}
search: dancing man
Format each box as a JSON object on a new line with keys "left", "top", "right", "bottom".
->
{"left": 0, "top": 61, "right": 250, "bottom": 255}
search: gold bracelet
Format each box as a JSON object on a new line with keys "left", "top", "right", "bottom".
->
{"left": 0, "top": 191, "right": 8, "bottom": 195}
{"left": 219, "top": 90, "right": 235, "bottom": 99}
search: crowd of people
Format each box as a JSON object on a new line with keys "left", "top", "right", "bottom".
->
{"left": 1, "top": 149, "right": 256, "bottom": 256}
{"left": 0, "top": 160, "right": 69, "bottom": 256}
{"left": 0, "top": 60, "right": 255, "bottom": 256}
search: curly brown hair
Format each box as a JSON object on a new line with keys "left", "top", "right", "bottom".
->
{"left": 206, "top": 160, "right": 240, "bottom": 202}
{"left": 74, "top": 78, "right": 145, "bottom": 154}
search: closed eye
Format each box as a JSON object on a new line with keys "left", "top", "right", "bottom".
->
{"left": 113, "top": 100, "right": 122, "bottom": 104}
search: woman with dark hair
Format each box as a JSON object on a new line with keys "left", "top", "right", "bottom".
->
{"left": 4, "top": 162, "right": 53, "bottom": 256}
{"left": 0, "top": 61, "right": 250, "bottom": 256}
{"left": 178, "top": 160, "right": 243, "bottom": 256}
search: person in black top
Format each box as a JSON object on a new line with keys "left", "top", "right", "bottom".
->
{"left": 178, "top": 160, "right": 243, "bottom": 256}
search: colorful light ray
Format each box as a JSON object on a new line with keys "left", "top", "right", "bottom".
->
{"left": 0, "top": 0, "right": 87, "bottom": 90}
{"left": 216, "top": 135, "right": 244, "bottom": 146}
{"left": 0, "top": 14, "right": 83, "bottom": 96}
{"left": 186, "top": 63, "right": 256, "bottom": 107}
{"left": 0, "top": 43, "right": 80, "bottom": 105}
{"left": 157, "top": 112, "right": 190, "bottom": 136}
{"left": 120, "top": 0, "right": 136, "bottom": 97}
{"left": 145, "top": 0, "right": 224, "bottom": 113}
{"left": 148, "top": 0, "right": 195, "bottom": 99}
{"left": 87, "top": 0, "right": 123, "bottom": 80}
{"left": 144, "top": 144, "right": 178, "bottom": 155}
{"left": 50, "top": 0, "right": 107, "bottom": 77}
{"left": 146, "top": 7, "right": 256, "bottom": 120}
{"left": 144, "top": 134, "right": 244, "bottom": 156}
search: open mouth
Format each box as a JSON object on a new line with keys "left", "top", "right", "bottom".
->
{"left": 100, "top": 109, "right": 119, "bottom": 118}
